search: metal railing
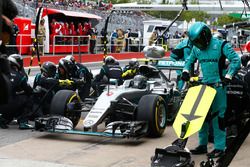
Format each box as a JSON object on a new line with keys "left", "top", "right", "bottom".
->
{"left": 52, "top": 35, "right": 90, "bottom": 56}
{"left": 5, "top": 34, "right": 44, "bottom": 55}
{"left": 8, "top": 33, "right": 237, "bottom": 56}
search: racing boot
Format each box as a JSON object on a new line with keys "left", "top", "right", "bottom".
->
{"left": 190, "top": 145, "right": 207, "bottom": 155}
{"left": 0, "top": 115, "right": 9, "bottom": 129}
{"left": 19, "top": 121, "right": 34, "bottom": 130}
{"left": 227, "top": 125, "right": 238, "bottom": 139}
{"left": 207, "top": 149, "right": 225, "bottom": 158}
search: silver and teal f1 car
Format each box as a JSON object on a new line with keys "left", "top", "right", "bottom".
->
{"left": 35, "top": 46, "right": 185, "bottom": 139}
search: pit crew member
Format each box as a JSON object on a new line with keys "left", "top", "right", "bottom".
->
{"left": 122, "top": 58, "right": 139, "bottom": 80}
{"left": 170, "top": 38, "right": 193, "bottom": 90}
{"left": 33, "top": 61, "right": 58, "bottom": 115}
{"left": 65, "top": 55, "right": 93, "bottom": 100}
{"left": 182, "top": 22, "right": 241, "bottom": 158}
{"left": 92, "top": 55, "right": 123, "bottom": 95}
{"left": 0, "top": 54, "right": 33, "bottom": 129}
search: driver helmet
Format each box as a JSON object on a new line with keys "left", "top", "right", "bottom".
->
{"left": 129, "top": 58, "right": 139, "bottom": 69}
{"left": 65, "top": 55, "right": 76, "bottom": 64}
{"left": 58, "top": 58, "right": 75, "bottom": 76}
{"left": 41, "top": 61, "right": 57, "bottom": 78}
{"left": 8, "top": 54, "right": 23, "bottom": 70}
{"left": 188, "top": 22, "right": 212, "bottom": 50}
{"left": 104, "top": 55, "right": 116, "bottom": 65}
{"left": 132, "top": 75, "right": 147, "bottom": 89}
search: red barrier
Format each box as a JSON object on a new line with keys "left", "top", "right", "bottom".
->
{"left": 14, "top": 17, "right": 32, "bottom": 55}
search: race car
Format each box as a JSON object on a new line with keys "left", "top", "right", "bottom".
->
{"left": 35, "top": 46, "right": 184, "bottom": 139}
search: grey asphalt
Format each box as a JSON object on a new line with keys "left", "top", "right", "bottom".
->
{"left": 0, "top": 59, "right": 249, "bottom": 167}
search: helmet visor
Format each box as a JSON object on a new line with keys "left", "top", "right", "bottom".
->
{"left": 192, "top": 35, "right": 207, "bottom": 50}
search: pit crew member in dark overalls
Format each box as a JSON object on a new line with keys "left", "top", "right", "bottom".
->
{"left": 224, "top": 54, "right": 250, "bottom": 138}
{"left": 33, "top": 61, "right": 58, "bottom": 115}
{"left": 122, "top": 58, "right": 139, "bottom": 80}
{"left": 57, "top": 58, "right": 75, "bottom": 80}
{"left": 92, "top": 55, "right": 123, "bottom": 95}
{"left": 0, "top": 54, "right": 33, "bottom": 129}
{"left": 57, "top": 58, "right": 90, "bottom": 101}
{"left": 182, "top": 22, "right": 241, "bottom": 158}
{"left": 170, "top": 38, "right": 193, "bottom": 90}
{"left": 65, "top": 55, "right": 93, "bottom": 100}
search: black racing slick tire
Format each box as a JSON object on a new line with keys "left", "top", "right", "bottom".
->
{"left": 50, "top": 90, "right": 81, "bottom": 128}
{"left": 137, "top": 95, "right": 167, "bottom": 137}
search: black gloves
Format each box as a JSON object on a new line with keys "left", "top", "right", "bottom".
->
{"left": 222, "top": 77, "right": 231, "bottom": 85}
{"left": 181, "top": 71, "right": 190, "bottom": 81}
{"left": 222, "top": 74, "right": 232, "bottom": 85}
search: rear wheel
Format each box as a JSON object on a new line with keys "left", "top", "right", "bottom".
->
{"left": 50, "top": 90, "right": 81, "bottom": 128}
{"left": 137, "top": 95, "right": 167, "bottom": 137}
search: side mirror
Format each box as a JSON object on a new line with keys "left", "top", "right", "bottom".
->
{"left": 142, "top": 46, "right": 165, "bottom": 59}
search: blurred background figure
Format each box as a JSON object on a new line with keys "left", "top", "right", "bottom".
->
{"left": 38, "top": 18, "right": 46, "bottom": 56}
{"left": 149, "top": 31, "right": 157, "bottom": 46}
{"left": 1, "top": 0, "right": 18, "bottom": 55}
{"left": 6, "top": 22, "right": 19, "bottom": 55}
{"left": 115, "top": 28, "right": 124, "bottom": 53}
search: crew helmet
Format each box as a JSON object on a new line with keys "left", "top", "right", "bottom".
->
{"left": 8, "top": 54, "right": 23, "bottom": 70}
{"left": 65, "top": 55, "right": 76, "bottom": 64}
{"left": 58, "top": 58, "right": 75, "bottom": 75}
{"left": 213, "top": 32, "right": 224, "bottom": 40}
{"left": 132, "top": 75, "right": 147, "bottom": 89}
{"left": 104, "top": 55, "right": 116, "bottom": 65}
{"left": 129, "top": 58, "right": 139, "bottom": 69}
{"left": 41, "top": 61, "right": 57, "bottom": 77}
{"left": 241, "top": 54, "right": 250, "bottom": 67}
{"left": 188, "top": 22, "right": 212, "bottom": 50}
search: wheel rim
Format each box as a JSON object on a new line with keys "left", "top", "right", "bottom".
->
{"left": 157, "top": 102, "right": 166, "bottom": 128}
{"left": 65, "top": 94, "right": 81, "bottom": 124}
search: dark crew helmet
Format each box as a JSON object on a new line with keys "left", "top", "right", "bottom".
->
{"left": 65, "top": 55, "right": 76, "bottom": 64}
{"left": 213, "top": 32, "right": 224, "bottom": 40}
{"left": 8, "top": 54, "right": 23, "bottom": 70}
{"left": 104, "top": 55, "right": 116, "bottom": 65}
{"left": 41, "top": 61, "right": 57, "bottom": 77}
{"left": 129, "top": 58, "right": 139, "bottom": 69}
{"left": 188, "top": 22, "right": 212, "bottom": 50}
{"left": 241, "top": 54, "right": 250, "bottom": 67}
{"left": 58, "top": 58, "right": 75, "bottom": 75}
{"left": 132, "top": 75, "right": 147, "bottom": 89}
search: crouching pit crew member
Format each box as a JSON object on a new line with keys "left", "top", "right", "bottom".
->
{"left": 181, "top": 22, "right": 241, "bottom": 158}
{"left": 0, "top": 54, "right": 34, "bottom": 129}
{"left": 33, "top": 61, "right": 58, "bottom": 115}
{"left": 65, "top": 55, "right": 93, "bottom": 100}
{"left": 57, "top": 58, "right": 91, "bottom": 101}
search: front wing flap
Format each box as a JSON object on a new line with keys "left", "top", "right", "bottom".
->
{"left": 35, "top": 117, "right": 148, "bottom": 139}
{"left": 104, "top": 121, "right": 148, "bottom": 138}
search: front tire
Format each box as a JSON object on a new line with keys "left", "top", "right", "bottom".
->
{"left": 137, "top": 95, "right": 167, "bottom": 137}
{"left": 50, "top": 90, "right": 81, "bottom": 128}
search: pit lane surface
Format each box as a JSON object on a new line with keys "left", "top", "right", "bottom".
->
{"left": 0, "top": 61, "right": 249, "bottom": 167}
